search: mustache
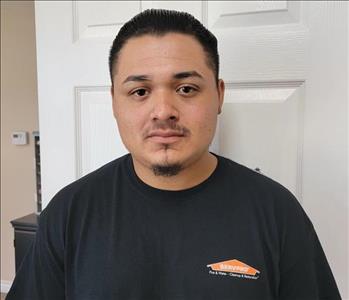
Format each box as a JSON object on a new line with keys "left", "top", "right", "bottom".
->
{"left": 143, "top": 120, "right": 191, "bottom": 138}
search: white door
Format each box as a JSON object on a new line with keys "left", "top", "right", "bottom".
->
{"left": 35, "top": 1, "right": 347, "bottom": 297}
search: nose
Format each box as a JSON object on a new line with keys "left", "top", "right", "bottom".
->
{"left": 150, "top": 90, "right": 179, "bottom": 122}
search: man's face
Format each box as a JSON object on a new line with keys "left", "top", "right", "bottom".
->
{"left": 111, "top": 33, "right": 224, "bottom": 175}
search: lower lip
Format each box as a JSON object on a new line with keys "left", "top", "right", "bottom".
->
{"left": 148, "top": 135, "right": 184, "bottom": 143}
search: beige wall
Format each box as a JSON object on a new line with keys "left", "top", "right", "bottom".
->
{"left": 1, "top": 1, "right": 38, "bottom": 284}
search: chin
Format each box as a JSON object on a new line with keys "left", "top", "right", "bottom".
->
{"left": 152, "top": 147, "right": 185, "bottom": 165}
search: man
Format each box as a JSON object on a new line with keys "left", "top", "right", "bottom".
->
{"left": 7, "top": 9, "right": 341, "bottom": 300}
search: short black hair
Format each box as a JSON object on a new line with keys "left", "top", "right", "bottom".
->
{"left": 108, "top": 9, "right": 219, "bottom": 85}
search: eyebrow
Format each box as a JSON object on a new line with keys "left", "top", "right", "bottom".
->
{"left": 122, "top": 75, "right": 151, "bottom": 84}
{"left": 122, "top": 70, "right": 204, "bottom": 84}
{"left": 173, "top": 71, "right": 204, "bottom": 80}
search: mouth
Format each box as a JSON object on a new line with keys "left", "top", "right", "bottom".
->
{"left": 147, "top": 130, "right": 185, "bottom": 144}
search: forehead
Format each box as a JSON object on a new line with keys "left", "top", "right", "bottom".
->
{"left": 114, "top": 33, "right": 211, "bottom": 82}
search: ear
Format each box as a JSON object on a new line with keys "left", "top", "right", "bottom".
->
{"left": 217, "top": 79, "right": 225, "bottom": 115}
{"left": 111, "top": 85, "right": 117, "bottom": 119}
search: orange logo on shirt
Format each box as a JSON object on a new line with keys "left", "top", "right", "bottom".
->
{"left": 207, "top": 259, "right": 260, "bottom": 279}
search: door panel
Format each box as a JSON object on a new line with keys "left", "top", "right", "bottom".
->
{"left": 208, "top": 1, "right": 307, "bottom": 197}
{"left": 75, "top": 86, "right": 127, "bottom": 177}
{"left": 220, "top": 84, "right": 304, "bottom": 197}
{"left": 208, "top": 1, "right": 300, "bottom": 28}
{"left": 73, "top": 1, "right": 141, "bottom": 42}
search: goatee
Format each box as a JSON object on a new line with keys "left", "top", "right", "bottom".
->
{"left": 151, "top": 164, "right": 182, "bottom": 177}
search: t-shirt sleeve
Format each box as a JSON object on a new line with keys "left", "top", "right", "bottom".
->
{"left": 276, "top": 194, "right": 342, "bottom": 300}
{"left": 6, "top": 194, "right": 67, "bottom": 300}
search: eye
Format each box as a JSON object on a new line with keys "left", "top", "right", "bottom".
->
{"left": 130, "top": 88, "right": 149, "bottom": 98}
{"left": 177, "top": 85, "right": 198, "bottom": 96}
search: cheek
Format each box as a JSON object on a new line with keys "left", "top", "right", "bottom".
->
{"left": 188, "top": 106, "right": 218, "bottom": 137}
{"left": 117, "top": 116, "right": 136, "bottom": 136}
{"left": 115, "top": 108, "right": 132, "bottom": 138}
{"left": 115, "top": 106, "right": 146, "bottom": 142}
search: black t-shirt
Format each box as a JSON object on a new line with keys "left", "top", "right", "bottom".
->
{"left": 7, "top": 154, "right": 341, "bottom": 300}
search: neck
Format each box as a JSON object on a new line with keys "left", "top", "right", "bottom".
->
{"left": 132, "top": 152, "right": 218, "bottom": 191}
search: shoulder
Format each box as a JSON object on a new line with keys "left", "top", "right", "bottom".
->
{"left": 60, "top": 153, "right": 129, "bottom": 196}
{"left": 40, "top": 154, "right": 130, "bottom": 223}
{"left": 216, "top": 154, "right": 311, "bottom": 228}
{"left": 217, "top": 154, "right": 295, "bottom": 198}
